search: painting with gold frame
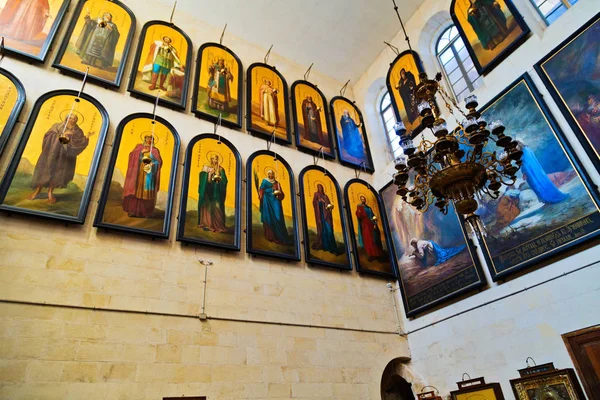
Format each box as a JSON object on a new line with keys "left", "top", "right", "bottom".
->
{"left": 291, "top": 80, "right": 335, "bottom": 159}
{"left": 127, "top": 20, "right": 193, "bottom": 110}
{"left": 53, "top": 0, "right": 136, "bottom": 88}
{"left": 246, "top": 150, "right": 300, "bottom": 261}
{"left": 0, "top": 0, "right": 70, "bottom": 63}
{"left": 534, "top": 13, "right": 600, "bottom": 174}
{"left": 94, "top": 113, "right": 180, "bottom": 239}
{"left": 450, "top": 377, "right": 505, "bottom": 400}
{"left": 177, "top": 133, "right": 242, "bottom": 251}
{"left": 0, "top": 89, "right": 109, "bottom": 224}
{"left": 0, "top": 68, "right": 26, "bottom": 155}
{"left": 246, "top": 63, "right": 291, "bottom": 145}
{"left": 474, "top": 73, "right": 600, "bottom": 281}
{"left": 450, "top": 0, "right": 530, "bottom": 75}
{"left": 344, "top": 179, "right": 396, "bottom": 278}
{"left": 380, "top": 180, "right": 486, "bottom": 317}
{"left": 330, "top": 96, "right": 374, "bottom": 173}
{"left": 298, "top": 165, "right": 351, "bottom": 270}
{"left": 192, "top": 42, "right": 243, "bottom": 129}
{"left": 510, "top": 364, "right": 586, "bottom": 400}
{"left": 386, "top": 50, "right": 428, "bottom": 136}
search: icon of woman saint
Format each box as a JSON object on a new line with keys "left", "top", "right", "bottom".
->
{"left": 122, "top": 132, "right": 163, "bottom": 218}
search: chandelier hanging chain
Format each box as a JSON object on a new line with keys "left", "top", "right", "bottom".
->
{"left": 391, "top": 0, "right": 413, "bottom": 53}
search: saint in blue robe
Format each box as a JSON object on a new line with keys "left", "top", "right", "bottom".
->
{"left": 340, "top": 114, "right": 365, "bottom": 160}
{"left": 259, "top": 178, "right": 291, "bottom": 245}
{"left": 521, "top": 146, "right": 568, "bottom": 204}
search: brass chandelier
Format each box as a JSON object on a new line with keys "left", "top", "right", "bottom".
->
{"left": 389, "top": 0, "right": 523, "bottom": 236}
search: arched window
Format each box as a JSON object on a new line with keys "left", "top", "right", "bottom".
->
{"left": 530, "top": 0, "right": 578, "bottom": 25}
{"left": 436, "top": 25, "right": 480, "bottom": 102}
{"left": 380, "top": 91, "right": 403, "bottom": 160}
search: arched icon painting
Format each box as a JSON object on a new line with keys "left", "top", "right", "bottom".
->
{"left": 246, "top": 150, "right": 300, "bottom": 261}
{"left": 177, "top": 134, "right": 242, "bottom": 251}
{"left": 0, "top": 90, "right": 109, "bottom": 223}
{"left": 128, "top": 20, "right": 193, "bottom": 110}
{"left": 451, "top": 0, "right": 530, "bottom": 75}
{"left": 344, "top": 179, "right": 396, "bottom": 278}
{"left": 330, "top": 97, "right": 374, "bottom": 173}
{"left": 386, "top": 50, "right": 427, "bottom": 136}
{"left": 292, "top": 81, "right": 334, "bottom": 158}
{"left": 299, "top": 166, "right": 350, "bottom": 269}
{"left": 0, "top": 0, "right": 70, "bottom": 62}
{"left": 246, "top": 63, "right": 291, "bottom": 144}
{"left": 0, "top": 68, "right": 26, "bottom": 155}
{"left": 94, "top": 113, "right": 180, "bottom": 239}
{"left": 53, "top": 0, "right": 136, "bottom": 88}
{"left": 192, "top": 43, "right": 243, "bottom": 129}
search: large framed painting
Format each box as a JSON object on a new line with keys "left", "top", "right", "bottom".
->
{"left": 246, "top": 150, "right": 300, "bottom": 261}
{"left": 291, "top": 80, "right": 335, "bottom": 159}
{"left": 330, "top": 96, "right": 374, "bottom": 173}
{"left": 246, "top": 63, "right": 291, "bottom": 144}
{"left": 344, "top": 179, "right": 396, "bottom": 278}
{"left": 510, "top": 364, "right": 586, "bottom": 400}
{"left": 0, "top": 68, "right": 26, "bottom": 155}
{"left": 380, "top": 181, "right": 486, "bottom": 317}
{"left": 476, "top": 73, "right": 600, "bottom": 281}
{"left": 94, "top": 113, "right": 180, "bottom": 239}
{"left": 386, "top": 50, "right": 428, "bottom": 136}
{"left": 0, "top": 89, "right": 109, "bottom": 223}
{"left": 127, "top": 21, "right": 192, "bottom": 110}
{"left": 0, "top": 0, "right": 70, "bottom": 63}
{"left": 53, "top": 0, "right": 136, "bottom": 88}
{"left": 192, "top": 43, "right": 243, "bottom": 129}
{"left": 450, "top": 0, "right": 530, "bottom": 75}
{"left": 534, "top": 13, "right": 600, "bottom": 172}
{"left": 176, "top": 133, "right": 242, "bottom": 251}
{"left": 298, "top": 165, "right": 351, "bottom": 270}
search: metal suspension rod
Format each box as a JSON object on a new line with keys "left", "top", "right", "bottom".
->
{"left": 391, "top": 0, "right": 413, "bottom": 52}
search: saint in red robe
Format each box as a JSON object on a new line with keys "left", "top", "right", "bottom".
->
{"left": 122, "top": 143, "right": 163, "bottom": 218}
{"left": 0, "top": 0, "right": 50, "bottom": 41}
{"left": 356, "top": 202, "right": 384, "bottom": 259}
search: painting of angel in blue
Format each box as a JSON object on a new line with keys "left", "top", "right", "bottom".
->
{"left": 477, "top": 76, "right": 600, "bottom": 274}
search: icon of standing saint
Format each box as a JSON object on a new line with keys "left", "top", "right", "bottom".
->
{"left": 122, "top": 133, "right": 162, "bottom": 218}
{"left": 28, "top": 111, "right": 94, "bottom": 204}
{"left": 197, "top": 152, "right": 228, "bottom": 233}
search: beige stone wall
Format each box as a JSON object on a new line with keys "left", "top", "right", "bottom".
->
{"left": 0, "top": 0, "right": 410, "bottom": 398}
{"left": 0, "top": 302, "right": 408, "bottom": 399}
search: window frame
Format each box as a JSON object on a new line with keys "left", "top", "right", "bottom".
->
{"left": 435, "top": 25, "right": 478, "bottom": 102}
{"left": 379, "top": 91, "right": 403, "bottom": 160}
{"left": 530, "top": 0, "right": 577, "bottom": 26}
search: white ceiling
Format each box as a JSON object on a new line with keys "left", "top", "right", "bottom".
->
{"left": 161, "top": 0, "right": 423, "bottom": 82}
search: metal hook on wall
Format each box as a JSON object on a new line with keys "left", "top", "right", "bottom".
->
{"left": 169, "top": 1, "right": 178, "bottom": 25}
{"left": 266, "top": 130, "right": 276, "bottom": 152}
{"left": 151, "top": 90, "right": 161, "bottom": 122}
{"left": 461, "top": 373, "right": 472, "bottom": 381}
{"left": 0, "top": 37, "right": 5, "bottom": 66}
{"left": 384, "top": 41, "right": 400, "bottom": 56}
{"left": 312, "top": 146, "right": 324, "bottom": 167}
{"left": 420, "top": 386, "right": 440, "bottom": 394}
{"left": 219, "top": 23, "right": 227, "bottom": 45}
{"left": 77, "top": 67, "right": 90, "bottom": 99}
{"left": 304, "top": 63, "right": 314, "bottom": 81}
{"left": 340, "top": 79, "right": 350, "bottom": 97}
{"left": 525, "top": 357, "right": 537, "bottom": 367}
{"left": 264, "top": 44, "right": 273, "bottom": 65}
{"left": 214, "top": 113, "right": 222, "bottom": 143}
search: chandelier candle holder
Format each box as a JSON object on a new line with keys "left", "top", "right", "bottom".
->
{"left": 393, "top": 85, "right": 523, "bottom": 237}
{"left": 388, "top": 0, "right": 523, "bottom": 238}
